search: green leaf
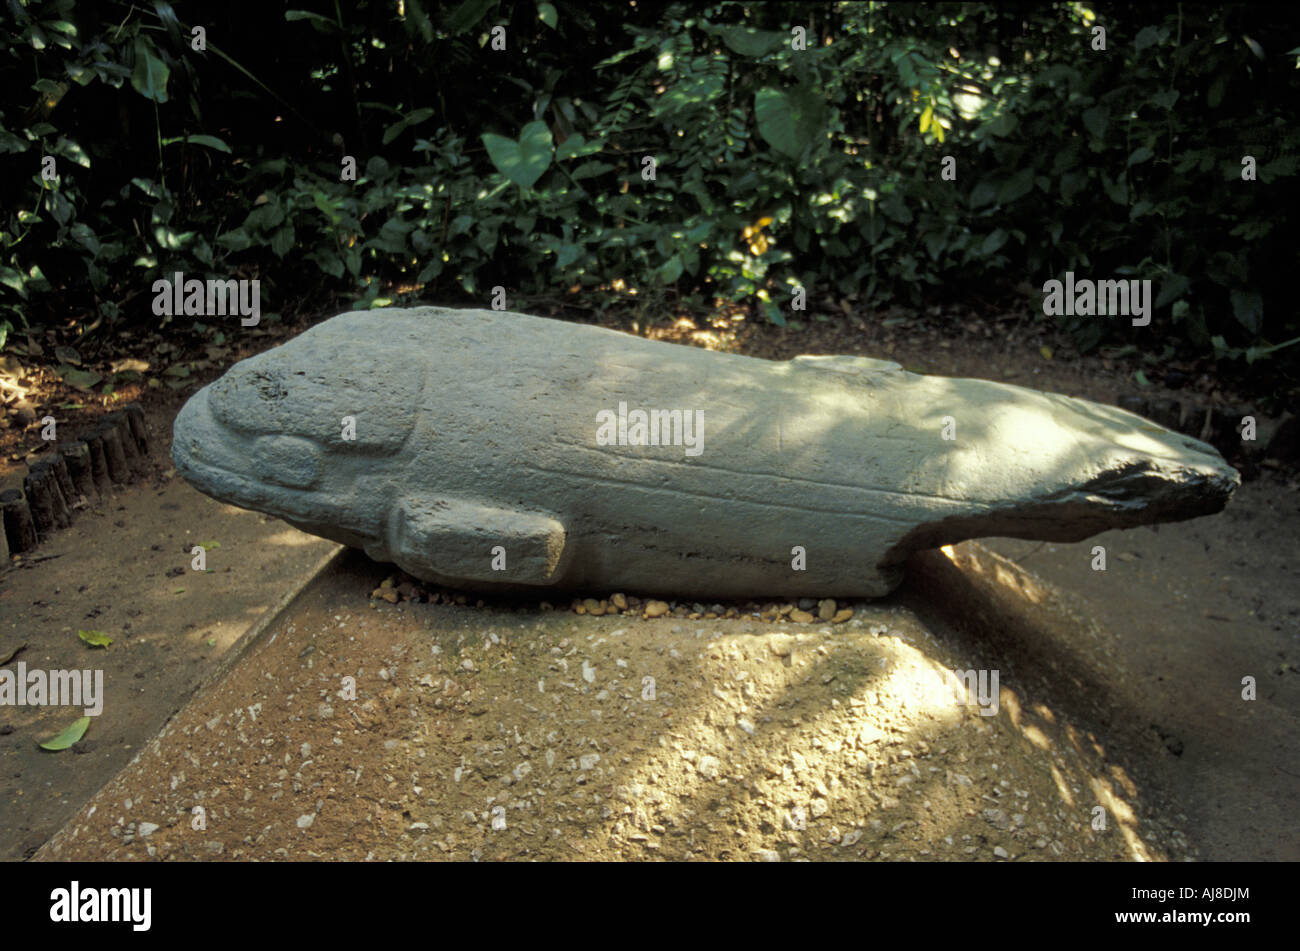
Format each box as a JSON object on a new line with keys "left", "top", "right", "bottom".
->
{"left": 556, "top": 243, "right": 582, "bottom": 268}
{"left": 997, "top": 168, "right": 1034, "bottom": 205}
{"left": 755, "top": 86, "right": 827, "bottom": 159}
{"left": 1244, "top": 334, "right": 1300, "bottom": 363}
{"left": 658, "top": 255, "right": 683, "bottom": 283}
{"left": 719, "top": 26, "right": 785, "bottom": 57}
{"left": 1081, "top": 106, "right": 1107, "bottom": 140}
{"left": 78, "top": 629, "right": 112, "bottom": 648}
{"left": 1208, "top": 76, "right": 1226, "bottom": 109}
{"left": 310, "top": 249, "right": 345, "bottom": 278}
{"left": 980, "top": 229, "right": 1008, "bottom": 255}
{"left": 285, "top": 10, "right": 340, "bottom": 33}
{"left": 57, "top": 366, "right": 103, "bottom": 391}
{"left": 311, "top": 190, "right": 343, "bottom": 225}
{"left": 1151, "top": 89, "right": 1179, "bottom": 110}
{"left": 537, "top": 2, "right": 557, "bottom": 28}
{"left": 1259, "top": 156, "right": 1298, "bottom": 182}
{"left": 984, "top": 112, "right": 1018, "bottom": 137}
{"left": 482, "top": 121, "right": 553, "bottom": 189}
{"left": 1134, "top": 26, "right": 1161, "bottom": 53}
{"left": 1101, "top": 172, "right": 1127, "bottom": 205}
{"left": 384, "top": 106, "right": 436, "bottom": 144}
{"left": 130, "top": 176, "right": 163, "bottom": 199}
{"left": 65, "top": 61, "right": 95, "bottom": 86}
{"left": 405, "top": 107, "right": 435, "bottom": 127}
{"left": 39, "top": 716, "right": 91, "bottom": 751}
{"left": 382, "top": 119, "right": 409, "bottom": 145}
{"left": 1127, "top": 146, "right": 1154, "bottom": 166}
{"left": 1134, "top": 369, "right": 1151, "bottom": 387}
{"left": 216, "top": 229, "right": 253, "bottom": 252}
{"left": 270, "top": 226, "right": 295, "bottom": 258}
{"left": 48, "top": 191, "right": 72, "bottom": 226}
{"left": 162, "top": 134, "right": 231, "bottom": 153}
{"left": 556, "top": 134, "right": 589, "bottom": 161}
{"left": 416, "top": 259, "right": 442, "bottom": 283}
{"left": 0, "top": 266, "right": 25, "bottom": 297}
{"left": 880, "top": 192, "right": 912, "bottom": 224}
{"left": 131, "top": 37, "right": 169, "bottom": 103}
{"left": 1154, "top": 274, "right": 1190, "bottom": 310}
{"left": 570, "top": 160, "right": 615, "bottom": 180}
{"left": 1230, "top": 289, "right": 1262, "bottom": 334}
{"left": 445, "top": 0, "right": 495, "bottom": 35}
{"left": 969, "top": 181, "right": 999, "bottom": 209}
{"left": 923, "top": 231, "right": 947, "bottom": 260}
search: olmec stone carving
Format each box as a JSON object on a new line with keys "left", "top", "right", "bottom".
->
{"left": 173, "top": 307, "right": 1239, "bottom": 597}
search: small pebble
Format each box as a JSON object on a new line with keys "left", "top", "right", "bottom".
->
{"left": 644, "top": 600, "right": 670, "bottom": 619}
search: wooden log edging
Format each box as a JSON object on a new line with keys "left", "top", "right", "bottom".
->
{"left": 23, "top": 461, "right": 70, "bottom": 535}
{"left": 63, "top": 440, "right": 95, "bottom": 499}
{"left": 1, "top": 402, "right": 154, "bottom": 560}
{"left": 1, "top": 488, "right": 37, "bottom": 555}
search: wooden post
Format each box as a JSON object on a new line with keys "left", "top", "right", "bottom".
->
{"left": 62, "top": 440, "right": 97, "bottom": 498}
{"left": 86, "top": 431, "right": 114, "bottom": 495}
{"left": 23, "top": 461, "right": 70, "bottom": 533}
{"left": 106, "top": 412, "right": 140, "bottom": 472}
{"left": 124, "top": 403, "right": 150, "bottom": 456}
{"left": 1, "top": 489, "right": 37, "bottom": 554}
{"left": 50, "top": 453, "right": 78, "bottom": 511}
{"left": 97, "top": 421, "right": 131, "bottom": 484}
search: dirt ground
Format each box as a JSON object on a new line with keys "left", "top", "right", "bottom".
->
{"left": 982, "top": 483, "right": 1300, "bottom": 861}
{"left": 4, "top": 302, "right": 1298, "bottom": 861}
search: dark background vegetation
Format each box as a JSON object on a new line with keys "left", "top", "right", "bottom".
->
{"left": 2, "top": 0, "right": 1298, "bottom": 406}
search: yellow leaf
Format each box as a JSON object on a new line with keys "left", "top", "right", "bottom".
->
{"left": 919, "top": 104, "right": 933, "bottom": 134}
{"left": 934, "top": 121, "right": 945, "bottom": 143}
{"left": 1040, "top": 346, "right": 1053, "bottom": 360}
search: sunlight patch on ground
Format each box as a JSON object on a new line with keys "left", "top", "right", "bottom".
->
{"left": 262, "top": 527, "right": 331, "bottom": 548}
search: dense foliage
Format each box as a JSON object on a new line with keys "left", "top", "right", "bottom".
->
{"left": 2, "top": 0, "right": 1297, "bottom": 376}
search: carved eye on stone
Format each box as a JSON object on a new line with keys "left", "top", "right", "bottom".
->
{"left": 252, "top": 435, "right": 322, "bottom": 489}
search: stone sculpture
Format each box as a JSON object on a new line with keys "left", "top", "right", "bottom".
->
{"left": 172, "top": 307, "right": 1239, "bottom": 597}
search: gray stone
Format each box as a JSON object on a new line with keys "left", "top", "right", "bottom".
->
{"left": 172, "top": 307, "right": 1239, "bottom": 598}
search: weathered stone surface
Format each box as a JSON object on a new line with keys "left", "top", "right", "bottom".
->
{"left": 172, "top": 307, "right": 1239, "bottom": 597}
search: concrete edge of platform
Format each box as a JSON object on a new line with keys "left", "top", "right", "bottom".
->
{"left": 189, "top": 544, "right": 347, "bottom": 703}
{"left": 31, "top": 543, "right": 345, "bottom": 861}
